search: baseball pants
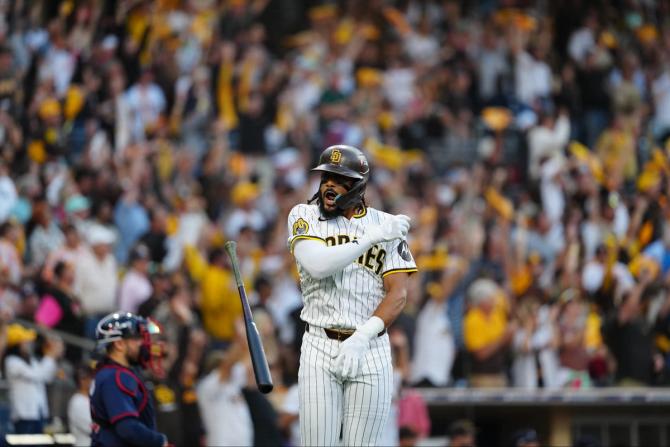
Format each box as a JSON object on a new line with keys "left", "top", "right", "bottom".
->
{"left": 299, "top": 326, "right": 393, "bottom": 446}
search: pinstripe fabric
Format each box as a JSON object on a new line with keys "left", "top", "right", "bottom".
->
{"left": 287, "top": 204, "right": 417, "bottom": 330}
{"left": 300, "top": 329, "right": 393, "bottom": 446}
{"left": 289, "top": 203, "right": 416, "bottom": 446}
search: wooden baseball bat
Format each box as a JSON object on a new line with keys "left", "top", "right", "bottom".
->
{"left": 224, "top": 241, "right": 274, "bottom": 394}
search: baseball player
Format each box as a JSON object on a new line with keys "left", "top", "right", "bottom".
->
{"left": 287, "top": 145, "right": 417, "bottom": 446}
{"left": 89, "top": 312, "right": 169, "bottom": 447}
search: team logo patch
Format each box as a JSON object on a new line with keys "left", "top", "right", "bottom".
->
{"left": 397, "top": 240, "right": 412, "bottom": 262}
{"left": 330, "top": 149, "right": 342, "bottom": 164}
{"left": 293, "top": 218, "right": 309, "bottom": 236}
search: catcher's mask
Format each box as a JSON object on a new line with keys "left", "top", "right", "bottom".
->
{"left": 95, "top": 312, "right": 166, "bottom": 378}
{"left": 311, "top": 145, "right": 370, "bottom": 211}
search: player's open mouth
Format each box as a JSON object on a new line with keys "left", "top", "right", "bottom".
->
{"left": 324, "top": 190, "right": 337, "bottom": 206}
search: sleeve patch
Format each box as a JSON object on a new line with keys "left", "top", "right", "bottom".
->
{"left": 293, "top": 218, "right": 309, "bottom": 236}
{"left": 397, "top": 241, "right": 412, "bottom": 262}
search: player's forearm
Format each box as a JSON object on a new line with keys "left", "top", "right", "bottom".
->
{"left": 293, "top": 239, "right": 372, "bottom": 279}
{"left": 373, "top": 288, "right": 407, "bottom": 328}
{"left": 373, "top": 272, "right": 411, "bottom": 328}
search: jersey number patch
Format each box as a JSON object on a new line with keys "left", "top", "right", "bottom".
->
{"left": 293, "top": 218, "right": 309, "bottom": 236}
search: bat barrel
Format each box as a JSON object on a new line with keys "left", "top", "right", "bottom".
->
{"left": 225, "top": 240, "right": 274, "bottom": 394}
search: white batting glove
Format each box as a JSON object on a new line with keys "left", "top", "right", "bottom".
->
{"left": 362, "top": 215, "right": 411, "bottom": 245}
{"left": 334, "top": 316, "right": 385, "bottom": 380}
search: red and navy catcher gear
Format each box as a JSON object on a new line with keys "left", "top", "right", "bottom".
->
{"left": 95, "top": 312, "right": 165, "bottom": 378}
{"left": 312, "top": 145, "right": 370, "bottom": 210}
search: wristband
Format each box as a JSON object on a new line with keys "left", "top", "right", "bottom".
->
{"left": 357, "top": 316, "right": 385, "bottom": 340}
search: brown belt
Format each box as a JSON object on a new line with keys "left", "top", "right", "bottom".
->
{"left": 305, "top": 323, "right": 386, "bottom": 341}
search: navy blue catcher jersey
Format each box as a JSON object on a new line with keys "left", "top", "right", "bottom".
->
{"left": 90, "top": 360, "right": 158, "bottom": 446}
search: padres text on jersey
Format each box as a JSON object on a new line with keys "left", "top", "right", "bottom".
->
{"left": 287, "top": 203, "right": 418, "bottom": 330}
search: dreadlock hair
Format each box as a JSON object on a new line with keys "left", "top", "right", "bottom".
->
{"left": 307, "top": 191, "right": 320, "bottom": 205}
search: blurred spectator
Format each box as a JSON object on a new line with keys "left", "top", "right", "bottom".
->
{"left": 527, "top": 109, "right": 570, "bottom": 183}
{"left": 139, "top": 206, "right": 169, "bottom": 266}
{"left": 137, "top": 271, "right": 172, "bottom": 319}
{"left": 73, "top": 224, "right": 117, "bottom": 337}
{"left": 0, "top": 221, "right": 21, "bottom": 286}
{"left": 650, "top": 58, "right": 670, "bottom": 144}
{"left": 410, "top": 258, "right": 465, "bottom": 387}
{"left": 151, "top": 280, "right": 206, "bottom": 446}
{"left": 113, "top": 189, "right": 149, "bottom": 264}
{"left": 125, "top": 70, "right": 166, "bottom": 143}
{"left": 642, "top": 223, "right": 670, "bottom": 277}
{"left": 15, "top": 282, "right": 38, "bottom": 322}
{"left": 36, "top": 261, "right": 84, "bottom": 364}
{"left": 151, "top": 281, "right": 200, "bottom": 359}
{"left": 602, "top": 272, "right": 660, "bottom": 386}
{"left": 184, "top": 245, "right": 241, "bottom": 346}
{"left": 582, "top": 244, "right": 634, "bottom": 300}
{"left": 0, "top": 161, "right": 17, "bottom": 224}
{"left": 557, "top": 292, "right": 594, "bottom": 388}
{"left": 67, "top": 363, "right": 94, "bottom": 447}
{"left": 595, "top": 115, "right": 638, "bottom": 188}
{"left": 3, "top": 325, "right": 63, "bottom": 434}
{"left": 250, "top": 255, "right": 299, "bottom": 333}
{"left": 27, "top": 198, "right": 64, "bottom": 268}
{"left": 568, "top": 14, "right": 599, "bottom": 65}
{"left": 448, "top": 419, "right": 477, "bottom": 447}
{"left": 224, "top": 183, "right": 266, "bottom": 239}
{"left": 278, "top": 381, "right": 300, "bottom": 447}
{"left": 476, "top": 28, "right": 508, "bottom": 104}
{"left": 609, "top": 52, "right": 644, "bottom": 123}
{"left": 512, "top": 298, "right": 541, "bottom": 389}
{"left": 42, "top": 223, "right": 85, "bottom": 284}
{"left": 196, "top": 337, "right": 253, "bottom": 446}
{"left": 40, "top": 23, "right": 75, "bottom": 98}
{"left": 242, "top": 382, "right": 284, "bottom": 447}
{"left": 577, "top": 47, "right": 612, "bottom": 148}
{"left": 511, "top": 428, "right": 540, "bottom": 447}
{"left": 463, "top": 279, "right": 514, "bottom": 387}
{"left": 118, "top": 244, "right": 153, "bottom": 314}
{"left": 397, "top": 385, "right": 431, "bottom": 443}
{"left": 399, "top": 426, "right": 419, "bottom": 447}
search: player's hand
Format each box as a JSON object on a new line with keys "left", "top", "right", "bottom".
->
{"left": 334, "top": 331, "right": 370, "bottom": 380}
{"left": 363, "top": 215, "right": 411, "bottom": 245}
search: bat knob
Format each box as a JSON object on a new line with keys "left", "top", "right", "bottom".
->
{"left": 259, "top": 383, "right": 274, "bottom": 394}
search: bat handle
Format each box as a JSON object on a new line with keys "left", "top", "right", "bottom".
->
{"left": 224, "top": 241, "right": 244, "bottom": 288}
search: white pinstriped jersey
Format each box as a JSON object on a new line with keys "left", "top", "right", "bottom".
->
{"left": 287, "top": 203, "right": 417, "bottom": 330}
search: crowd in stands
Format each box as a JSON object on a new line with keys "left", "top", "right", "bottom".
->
{"left": 0, "top": 0, "right": 670, "bottom": 445}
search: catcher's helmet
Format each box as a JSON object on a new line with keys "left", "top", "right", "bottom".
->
{"left": 95, "top": 312, "right": 158, "bottom": 345}
{"left": 312, "top": 145, "right": 370, "bottom": 209}
{"left": 95, "top": 312, "right": 164, "bottom": 375}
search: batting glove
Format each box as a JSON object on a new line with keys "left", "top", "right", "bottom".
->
{"left": 334, "top": 316, "right": 385, "bottom": 380}
{"left": 362, "top": 214, "right": 411, "bottom": 245}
